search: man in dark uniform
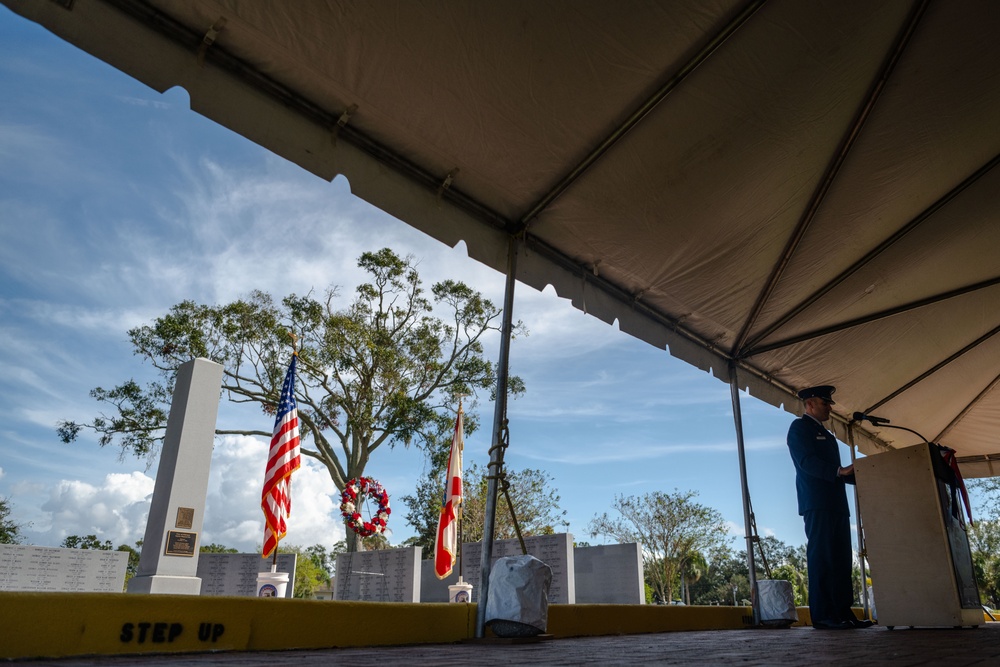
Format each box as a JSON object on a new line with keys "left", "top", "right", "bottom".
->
{"left": 787, "top": 385, "right": 872, "bottom": 630}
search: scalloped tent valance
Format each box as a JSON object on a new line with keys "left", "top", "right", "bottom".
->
{"left": 8, "top": 0, "right": 1000, "bottom": 476}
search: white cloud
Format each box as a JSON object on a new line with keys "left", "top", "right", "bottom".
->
{"left": 22, "top": 436, "right": 345, "bottom": 554}
{"left": 202, "top": 435, "right": 345, "bottom": 552}
{"left": 724, "top": 520, "right": 744, "bottom": 537}
{"left": 9, "top": 299, "right": 153, "bottom": 336}
{"left": 36, "top": 471, "right": 154, "bottom": 546}
{"left": 115, "top": 95, "right": 171, "bottom": 110}
{"left": 0, "top": 122, "right": 64, "bottom": 174}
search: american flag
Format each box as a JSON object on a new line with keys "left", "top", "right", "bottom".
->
{"left": 261, "top": 354, "right": 302, "bottom": 559}
{"left": 434, "top": 409, "right": 464, "bottom": 579}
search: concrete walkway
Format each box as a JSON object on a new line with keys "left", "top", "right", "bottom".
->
{"left": 23, "top": 624, "right": 1000, "bottom": 666}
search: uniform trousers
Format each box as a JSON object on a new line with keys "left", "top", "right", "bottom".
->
{"left": 803, "top": 509, "right": 854, "bottom": 624}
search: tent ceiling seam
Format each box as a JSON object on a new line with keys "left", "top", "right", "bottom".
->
{"left": 935, "top": 371, "right": 1000, "bottom": 443}
{"left": 733, "top": 0, "right": 931, "bottom": 357}
{"left": 511, "top": 0, "right": 767, "bottom": 234}
{"left": 957, "top": 453, "right": 1000, "bottom": 464}
{"left": 865, "top": 322, "right": 1000, "bottom": 415}
{"left": 743, "top": 275, "right": 1000, "bottom": 358}
{"left": 744, "top": 149, "right": 1000, "bottom": 354}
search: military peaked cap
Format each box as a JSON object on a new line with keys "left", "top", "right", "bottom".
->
{"left": 797, "top": 385, "right": 836, "bottom": 404}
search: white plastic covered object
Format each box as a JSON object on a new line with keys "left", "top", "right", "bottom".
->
{"left": 485, "top": 555, "right": 553, "bottom": 636}
{"left": 757, "top": 579, "right": 799, "bottom": 625}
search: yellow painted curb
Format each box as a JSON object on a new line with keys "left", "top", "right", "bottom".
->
{"left": 0, "top": 593, "right": 474, "bottom": 659}
{"left": 1, "top": 592, "right": 896, "bottom": 660}
{"left": 549, "top": 604, "right": 754, "bottom": 636}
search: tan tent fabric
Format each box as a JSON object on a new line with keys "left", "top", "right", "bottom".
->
{"left": 8, "top": 0, "right": 1000, "bottom": 475}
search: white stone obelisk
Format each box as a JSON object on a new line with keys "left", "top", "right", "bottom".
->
{"left": 127, "top": 357, "right": 224, "bottom": 595}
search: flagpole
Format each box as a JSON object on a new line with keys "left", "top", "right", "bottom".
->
{"left": 434, "top": 396, "right": 466, "bottom": 595}
{"left": 274, "top": 338, "right": 299, "bottom": 574}
{"left": 456, "top": 399, "right": 464, "bottom": 584}
{"left": 265, "top": 334, "right": 299, "bottom": 575}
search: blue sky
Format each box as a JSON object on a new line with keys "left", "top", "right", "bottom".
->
{"left": 1, "top": 8, "right": 850, "bottom": 556}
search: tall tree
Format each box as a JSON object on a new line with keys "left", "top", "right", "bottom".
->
{"left": 304, "top": 543, "right": 335, "bottom": 577}
{"left": 967, "top": 479, "right": 1000, "bottom": 606}
{"left": 58, "top": 248, "right": 522, "bottom": 550}
{"left": 969, "top": 519, "right": 1000, "bottom": 607}
{"left": 970, "top": 477, "right": 1000, "bottom": 517}
{"left": 588, "top": 489, "right": 730, "bottom": 604}
{"left": 688, "top": 546, "right": 754, "bottom": 606}
{"left": 278, "top": 544, "right": 333, "bottom": 598}
{"left": 679, "top": 550, "right": 708, "bottom": 604}
{"left": 61, "top": 534, "right": 113, "bottom": 550}
{"left": 117, "top": 543, "right": 141, "bottom": 588}
{"left": 398, "top": 422, "right": 454, "bottom": 554}
{"left": 402, "top": 461, "right": 568, "bottom": 553}
{"left": 0, "top": 497, "right": 25, "bottom": 544}
{"left": 755, "top": 535, "right": 809, "bottom": 606}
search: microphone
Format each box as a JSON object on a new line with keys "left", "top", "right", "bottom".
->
{"left": 853, "top": 412, "right": 891, "bottom": 425}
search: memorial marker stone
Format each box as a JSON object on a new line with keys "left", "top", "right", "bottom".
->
{"left": 420, "top": 558, "right": 458, "bottom": 602}
{"left": 334, "top": 546, "right": 421, "bottom": 602}
{"left": 0, "top": 544, "right": 128, "bottom": 593}
{"left": 127, "top": 358, "right": 224, "bottom": 596}
{"left": 420, "top": 540, "right": 645, "bottom": 604}
{"left": 462, "top": 533, "right": 575, "bottom": 603}
{"left": 574, "top": 542, "right": 645, "bottom": 604}
{"left": 196, "top": 553, "right": 297, "bottom": 597}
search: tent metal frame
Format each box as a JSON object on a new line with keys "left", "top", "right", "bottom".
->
{"left": 11, "top": 0, "right": 1000, "bottom": 636}
{"left": 476, "top": 237, "right": 520, "bottom": 637}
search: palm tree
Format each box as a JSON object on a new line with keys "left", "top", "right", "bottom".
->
{"left": 771, "top": 563, "right": 807, "bottom": 606}
{"left": 680, "top": 551, "right": 708, "bottom": 605}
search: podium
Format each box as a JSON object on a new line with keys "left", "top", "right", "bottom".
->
{"left": 855, "top": 442, "right": 981, "bottom": 628}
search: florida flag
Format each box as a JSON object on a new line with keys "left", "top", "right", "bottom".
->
{"left": 434, "top": 409, "right": 464, "bottom": 579}
{"left": 261, "top": 354, "right": 302, "bottom": 559}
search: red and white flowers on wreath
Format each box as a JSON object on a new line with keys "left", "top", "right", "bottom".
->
{"left": 339, "top": 476, "right": 391, "bottom": 538}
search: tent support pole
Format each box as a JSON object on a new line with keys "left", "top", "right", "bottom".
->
{"left": 847, "top": 424, "right": 871, "bottom": 621}
{"left": 475, "top": 235, "right": 519, "bottom": 638}
{"left": 728, "top": 362, "right": 759, "bottom": 624}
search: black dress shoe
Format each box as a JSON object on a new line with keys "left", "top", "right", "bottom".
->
{"left": 847, "top": 618, "right": 874, "bottom": 628}
{"left": 813, "top": 620, "right": 854, "bottom": 630}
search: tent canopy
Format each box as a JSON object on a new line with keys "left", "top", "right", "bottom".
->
{"left": 9, "top": 0, "right": 1000, "bottom": 475}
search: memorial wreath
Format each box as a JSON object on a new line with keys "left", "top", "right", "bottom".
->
{"left": 340, "top": 476, "right": 391, "bottom": 538}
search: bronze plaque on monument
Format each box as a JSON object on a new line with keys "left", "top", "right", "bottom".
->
{"left": 164, "top": 530, "right": 197, "bottom": 556}
{"left": 175, "top": 507, "right": 195, "bottom": 529}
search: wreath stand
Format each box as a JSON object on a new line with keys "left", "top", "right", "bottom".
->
{"left": 338, "top": 476, "right": 392, "bottom": 600}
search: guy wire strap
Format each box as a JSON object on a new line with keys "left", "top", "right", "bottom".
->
{"left": 749, "top": 511, "right": 772, "bottom": 580}
{"left": 501, "top": 473, "right": 528, "bottom": 556}
{"left": 486, "top": 420, "right": 527, "bottom": 555}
